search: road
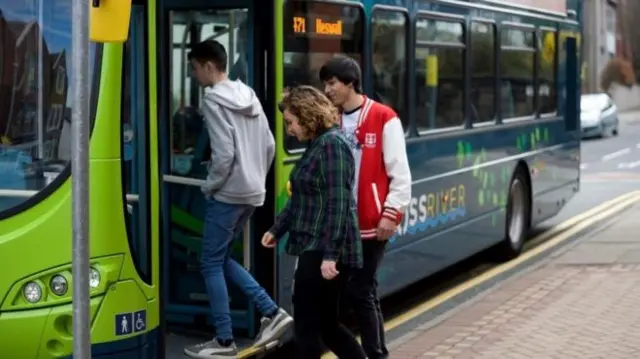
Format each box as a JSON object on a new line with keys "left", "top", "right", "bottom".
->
{"left": 543, "top": 116, "right": 640, "bottom": 227}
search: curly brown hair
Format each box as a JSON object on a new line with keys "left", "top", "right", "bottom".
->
{"left": 278, "top": 85, "right": 339, "bottom": 140}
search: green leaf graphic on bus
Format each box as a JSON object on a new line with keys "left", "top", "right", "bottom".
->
{"left": 456, "top": 126, "right": 552, "bottom": 226}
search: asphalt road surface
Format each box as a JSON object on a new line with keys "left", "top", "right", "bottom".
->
{"left": 544, "top": 115, "right": 640, "bottom": 227}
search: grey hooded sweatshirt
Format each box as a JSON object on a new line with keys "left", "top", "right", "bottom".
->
{"left": 200, "top": 79, "right": 275, "bottom": 206}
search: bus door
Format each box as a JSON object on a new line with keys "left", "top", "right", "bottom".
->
{"left": 159, "top": 0, "right": 273, "bottom": 341}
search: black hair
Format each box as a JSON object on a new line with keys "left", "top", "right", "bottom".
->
{"left": 319, "top": 55, "right": 362, "bottom": 94}
{"left": 187, "top": 39, "right": 227, "bottom": 72}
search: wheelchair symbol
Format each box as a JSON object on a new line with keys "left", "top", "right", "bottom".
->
{"left": 133, "top": 310, "right": 146, "bottom": 332}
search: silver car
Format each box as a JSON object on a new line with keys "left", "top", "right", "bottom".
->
{"left": 580, "top": 93, "right": 619, "bottom": 138}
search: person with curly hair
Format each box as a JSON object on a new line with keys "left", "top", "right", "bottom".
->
{"left": 261, "top": 85, "right": 367, "bottom": 359}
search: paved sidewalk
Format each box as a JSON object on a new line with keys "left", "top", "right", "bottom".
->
{"left": 389, "top": 203, "right": 640, "bottom": 359}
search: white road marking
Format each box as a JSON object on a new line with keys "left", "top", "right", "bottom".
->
{"left": 618, "top": 160, "right": 640, "bottom": 169}
{"left": 637, "top": 143, "right": 640, "bottom": 149}
{"left": 602, "top": 148, "right": 631, "bottom": 161}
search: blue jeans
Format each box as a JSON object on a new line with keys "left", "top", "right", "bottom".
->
{"left": 201, "top": 198, "right": 278, "bottom": 341}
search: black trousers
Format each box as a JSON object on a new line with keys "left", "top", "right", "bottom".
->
{"left": 292, "top": 251, "right": 367, "bottom": 359}
{"left": 343, "top": 240, "right": 389, "bottom": 359}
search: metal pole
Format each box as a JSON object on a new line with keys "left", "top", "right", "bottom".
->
{"left": 71, "top": 0, "right": 91, "bottom": 357}
{"left": 37, "top": 0, "right": 44, "bottom": 160}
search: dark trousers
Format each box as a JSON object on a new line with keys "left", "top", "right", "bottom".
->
{"left": 344, "top": 240, "right": 388, "bottom": 359}
{"left": 292, "top": 251, "right": 367, "bottom": 359}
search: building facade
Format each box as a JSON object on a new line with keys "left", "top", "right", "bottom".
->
{"left": 582, "top": 0, "right": 619, "bottom": 92}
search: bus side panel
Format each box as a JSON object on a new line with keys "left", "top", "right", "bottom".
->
{"left": 378, "top": 118, "right": 579, "bottom": 296}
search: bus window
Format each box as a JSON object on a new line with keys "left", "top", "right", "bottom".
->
{"left": 414, "top": 18, "right": 465, "bottom": 132}
{"left": 0, "top": 0, "right": 98, "bottom": 215}
{"left": 539, "top": 28, "right": 557, "bottom": 114}
{"left": 500, "top": 27, "right": 535, "bottom": 119}
{"left": 371, "top": 9, "right": 408, "bottom": 130}
{"left": 283, "top": 0, "right": 364, "bottom": 151}
{"left": 470, "top": 22, "right": 496, "bottom": 124}
{"left": 170, "top": 9, "right": 249, "bottom": 172}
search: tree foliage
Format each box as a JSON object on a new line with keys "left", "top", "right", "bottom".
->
{"left": 600, "top": 57, "right": 636, "bottom": 91}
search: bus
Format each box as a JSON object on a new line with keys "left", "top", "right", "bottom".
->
{"left": 0, "top": 0, "right": 582, "bottom": 357}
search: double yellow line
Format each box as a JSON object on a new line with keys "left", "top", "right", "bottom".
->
{"left": 319, "top": 190, "right": 640, "bottom": 359}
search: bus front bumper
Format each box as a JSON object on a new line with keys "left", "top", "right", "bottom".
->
{"left": 0, "top": 280, "right": 157, "bottom": 359}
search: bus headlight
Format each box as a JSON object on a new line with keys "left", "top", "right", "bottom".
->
{"left": 89, "top": 268, "right": 101, "bottom": 289}
{"left": 50, "top": 275, "right": 68, "bottom": 296}
{"left": 23, "top": 282, "right": 43, "bottom": 303}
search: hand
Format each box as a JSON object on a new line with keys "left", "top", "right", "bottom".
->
{"left": 261, "top": 232, "right": 276, "bottom": 248}
{"left": 321, "top": 260, "right": 339, "bottom": 280}
{"left": 377, "top": 217, "right": 397, "bottom": 240}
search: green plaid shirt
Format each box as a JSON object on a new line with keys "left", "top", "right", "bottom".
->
{"left": 270, "top": 127, "right": 363, "bottom": 268}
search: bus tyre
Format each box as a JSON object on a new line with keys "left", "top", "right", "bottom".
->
{"left": 496, "top": 168, "right": 530, "bottom": 261}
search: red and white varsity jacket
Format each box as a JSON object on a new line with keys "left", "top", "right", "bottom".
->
{"left": 345, "top": 96, "right": 412, "bottom": 240}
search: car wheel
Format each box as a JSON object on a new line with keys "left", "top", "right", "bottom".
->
{"left": 598, "top": 124, "right": 606, "bottom": 138}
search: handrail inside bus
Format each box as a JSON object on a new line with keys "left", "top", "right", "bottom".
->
{"left": 0, "top": 190, "right": 139, "bottom": 203}
{"left": 0, "top": 189, "right": 38, "bottom": 198}
{"left": 162, "top": 174, "right": 252, "bottom": 270}
{"left": 0, "top": 175, "right": 204, "bottom": 200}
{"left": 163, "top": 174, "right": 206, "bottom": 187}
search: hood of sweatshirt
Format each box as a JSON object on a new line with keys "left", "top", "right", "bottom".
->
{"left": 204, "top": 79, "right": 262, "bottom": 118}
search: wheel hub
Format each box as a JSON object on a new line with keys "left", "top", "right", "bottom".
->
{"left": 509, "top": 179, "right": 526, "bottom": 246}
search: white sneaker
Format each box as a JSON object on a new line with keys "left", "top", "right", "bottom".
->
{"left": 252, "top": 308, "right": 294, "bottom": 347}
{"left": 184, "top": 338, "right": 238, "bottom": 359}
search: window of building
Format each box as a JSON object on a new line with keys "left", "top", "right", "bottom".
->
{"left": 500, "top": 27, "right": 535, "bottom": 119}
{"left": 0, "top": 0, "right": 99, "bottom": 216}
{"left": 372, "top": 9, "right": 408, "bottom": 130}
{"left": 470, "top": 22, "right": 496, "bottom": 123}
{"left": 606, "top": 7, "right": 615, "bottom": 33}
{"left": 283, "top": 1, "right": 364, "bottom": 150}
{"left": 414, "top": 17, "right": 465, "bottom": 132}
{"left": 539, "top": 29, "right": 557, "bottom": 114}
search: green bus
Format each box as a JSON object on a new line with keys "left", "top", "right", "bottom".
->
{"left": 0, "top": 0, "right": 582, "bottom": 357}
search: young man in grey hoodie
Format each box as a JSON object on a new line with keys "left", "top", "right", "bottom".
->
{"left": 184, "top": 40, "right": 293, "bottom": 359}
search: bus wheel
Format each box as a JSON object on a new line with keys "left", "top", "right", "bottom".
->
{"left": 496, "top": 168, "right": 530, "bottom": 261}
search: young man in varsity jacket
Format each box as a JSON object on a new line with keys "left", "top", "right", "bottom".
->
{"left": 320, "top": 56, "right": 412, "bottom": 359}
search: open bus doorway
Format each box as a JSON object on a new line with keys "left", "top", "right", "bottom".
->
{"left": 158, "top": 1, "right": 277, "bottom": 355}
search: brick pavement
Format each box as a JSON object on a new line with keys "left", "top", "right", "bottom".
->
{"left": 389, "top": 203, "right": 640, "bottom": 359}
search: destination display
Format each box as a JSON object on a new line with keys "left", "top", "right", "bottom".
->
{"left": 284, "top": 1, "right": 363, "bottom": 42}
{"left": 292, "top": 14, "right": 344, "bottom": 37}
